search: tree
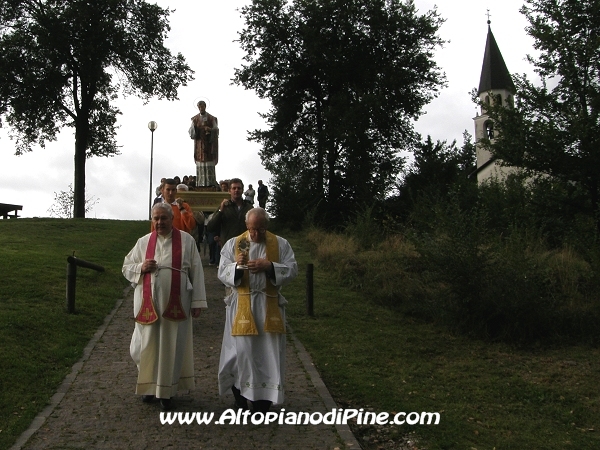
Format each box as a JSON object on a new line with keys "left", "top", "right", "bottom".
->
{"left": 0, "top": 0, "right": 193, "bottom": 217}
{"left": 400, "top": 132, "right": 475, "bottom": 198}
{"left": 389, "top": 131, "right": 476, "bottom": 223}
{"left": 234, "top": 0, "right": 446, "bottom": 225}
{"left": 479, "top": 0, "right": 600, "bottom": 229}
{"left": 47, "top": 184, "right": 99, "bottom": 219}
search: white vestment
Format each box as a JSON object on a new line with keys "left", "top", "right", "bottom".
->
{"left": 217, "top": 234, "right": 298, "bottom": 404}
{"left": 122, "top": 230, "right": 207, "bottom": 399}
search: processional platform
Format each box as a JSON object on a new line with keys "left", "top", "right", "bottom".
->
{"left": 177, "top": 190, "right": 229, "bottom": 214}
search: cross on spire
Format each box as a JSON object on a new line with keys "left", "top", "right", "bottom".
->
{"left": 486, "top": 9, "right": 492, "bottom": 25}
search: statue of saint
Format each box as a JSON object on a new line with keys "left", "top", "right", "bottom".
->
{"left": 189, "top": 100, "right": 219, "bottom": 187}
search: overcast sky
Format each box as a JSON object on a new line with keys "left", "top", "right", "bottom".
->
{"left": 0, "top": 0, "right": 536, "bottom": 220}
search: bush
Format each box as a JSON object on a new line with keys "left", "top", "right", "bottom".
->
{"left": 408, "top": 201, "right": 600, "bottom": 344}
{"left": 307, "top": 218, "right": 600, "bottom": 344}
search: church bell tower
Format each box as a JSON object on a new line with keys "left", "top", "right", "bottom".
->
{"left": 473, "top": 17, "right": 516, "bottom": 183}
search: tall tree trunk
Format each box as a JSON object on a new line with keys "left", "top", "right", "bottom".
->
{"left": 327, "top": 143, "right": 338, "bottom": 202}
{"left": 590, "top": 178, "right": 600, "bottom": 235}
{"left": 315, "top": 96, "right": 325, "bottom": 198}
{"left": 73, "top": 120, "right": 88, "bottom": 218}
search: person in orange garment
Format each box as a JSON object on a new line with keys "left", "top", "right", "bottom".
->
{"left": 152, "top": 178, "right": 196, "bottom": 234}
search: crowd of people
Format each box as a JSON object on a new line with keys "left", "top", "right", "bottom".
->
{"left": 153, "top": 175, "right": 210, "bottom": 193}
{"left": 151, "top": 177, "right": 269, "bottom": 264}
{"left": 124, "top": 176, "right": 290, "bottom": 416}
{"left": 152, "top": 176, "right": 269, "bottom": 199}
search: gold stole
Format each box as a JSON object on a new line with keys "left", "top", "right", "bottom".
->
{"left": 231, "top": 231, "right": 285, "bottom": 335}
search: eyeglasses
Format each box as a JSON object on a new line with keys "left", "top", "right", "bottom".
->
{"left": 247, "top": 227, "right": 266, "bottom": 233}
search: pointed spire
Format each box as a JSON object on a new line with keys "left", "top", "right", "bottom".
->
{"left": 478, "top": 22, "right": 516, "bottom": 95}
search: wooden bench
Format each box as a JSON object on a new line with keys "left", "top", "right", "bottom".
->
{"left": 0, "top": 203, "right": 23, "bottom": 219}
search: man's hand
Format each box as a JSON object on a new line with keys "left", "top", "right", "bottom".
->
{"left": 141, "top": 259, "right": 157, "bottom": 273}
{"left": 191, "top": 308, "right": 202, "bottom": 318}
{"left": 219, "top": 198, "right": 230, "bottom": 211}
{"left": 247, "top": 258, "right": 272, "bottom": 274}
{"left": 236, "top": 252, "right": 248, "bottom": 266}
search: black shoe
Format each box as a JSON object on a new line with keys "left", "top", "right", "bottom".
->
{"left": 159, "top": 398, "right": 173, "bottom": 410}
{"left": 234, "top": 398, "right": 249, "bottom": 410}
{"left": 232, "top": 386, "right": 248, "bottom": 410}
{"left": 252, "top": 400, "right": 272, "bottom": 413}
{"left": 142, "top": 395, "right": 155, "bottom": 403}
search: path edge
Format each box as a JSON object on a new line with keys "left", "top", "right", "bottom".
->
{"left": 9, "top": 287, "right": 132, "bottom": 450}
{"left": 288, "top": 324, "right": 361, "bottom": 449}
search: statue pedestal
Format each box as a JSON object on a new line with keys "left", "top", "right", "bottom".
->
{"left": 177, "top": 191, "right": 229, "bottom": 214}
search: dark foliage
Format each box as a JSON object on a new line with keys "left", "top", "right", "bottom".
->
{"left": 0, "top": 0, "right": 194, "bottom": 217}
{"left": 234, "top": 0, "right": 446, "bottom": 226}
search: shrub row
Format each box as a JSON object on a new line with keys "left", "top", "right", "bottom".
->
{"left": 306, "top": 219, "right": 600, "bottom": 345}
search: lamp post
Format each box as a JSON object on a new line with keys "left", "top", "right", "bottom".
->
{"left": 148, "top": 121, "right": 158, "bottom": 219}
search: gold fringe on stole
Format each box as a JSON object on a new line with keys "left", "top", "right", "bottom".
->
{"left": 232, "top": 231, "right": 258, "bottom": 335}
{"left": 231, "top": 269, "right": 258, "bottom": 335}
{"left": 231, "top": 231, "right": 285, "bottom": 335}
{"left": 263, "top": 291, "right": 285, "bottom": 333}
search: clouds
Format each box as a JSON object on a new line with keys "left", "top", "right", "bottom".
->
{"left": 0, "top": 0, "right": 535, "bottom": 219}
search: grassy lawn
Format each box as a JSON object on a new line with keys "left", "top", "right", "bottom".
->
{"left": 283, "top": 233, "right": 600, "bottom": 449}
{"left": 0, "top": 218, "right": 148, "bottom": 449}
{"left": 1, "top": 220, "right": 599, "bottom": 449}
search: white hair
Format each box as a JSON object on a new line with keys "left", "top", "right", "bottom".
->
{"left": 245, "top": 207, "right": 270, "bottom": 223}
{"left": 152, "top": 202, "right": 173, "bottom": 218}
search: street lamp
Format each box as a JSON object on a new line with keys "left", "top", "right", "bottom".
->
{"left": 148, "top": 121, "right": 158, "bottom": 219}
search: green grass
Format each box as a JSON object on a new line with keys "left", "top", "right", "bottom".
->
{"left": 0, "top": 218, "right": 149, "bottom": 449}
{"left": 284, "top": 232, "right": 600, "bottom": 449}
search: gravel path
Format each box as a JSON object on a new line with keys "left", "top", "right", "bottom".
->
{"left": 11, "top": 254, "right": 360, "bottom": 450}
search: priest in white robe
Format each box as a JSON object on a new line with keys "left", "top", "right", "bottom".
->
{"left": 217, "top": 207, "right": 298, "bottom": 413}
{"left": 123, "top": 202, "right": 207, "bottom": 410}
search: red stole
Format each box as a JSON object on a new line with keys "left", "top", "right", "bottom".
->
{"left": 135, "top": 228, "right": 187, "bottom": 325}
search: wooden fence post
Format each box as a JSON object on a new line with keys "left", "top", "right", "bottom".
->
{"left": 66, "top": 255, "right": 105, "bottom": 313}
{"left": 306, "top": 263, "right": 314, "bottom": 316}
{"left": 66, "top": 260, "right": 77, "bottom": 313}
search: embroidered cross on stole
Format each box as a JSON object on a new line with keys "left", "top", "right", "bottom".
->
{"left": 231, "top": 231, "right": 285, "bottom": 335}
{"left": 135, "top": 228, "right": 187, "bottom": 325}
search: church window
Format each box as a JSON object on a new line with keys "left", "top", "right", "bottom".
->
{"left": 485, "top": 121, "right": 494, "bottom": 139}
